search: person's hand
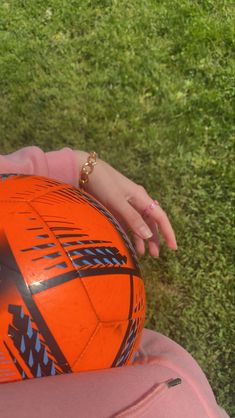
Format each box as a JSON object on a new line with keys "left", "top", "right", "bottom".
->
{"left": 76, "top": 152, "right": 177, "bottom": 257}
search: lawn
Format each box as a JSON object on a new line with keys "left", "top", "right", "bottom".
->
{"left": 0, "top": 0, "right": 234, "bottom": 415}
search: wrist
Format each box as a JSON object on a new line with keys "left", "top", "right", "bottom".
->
{"left": 74, "top": 150, "right": 90, "bottom": 172}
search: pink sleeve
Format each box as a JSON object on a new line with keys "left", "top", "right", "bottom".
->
{"left": 0, "top": 146, "right": 79, "bottom": 187}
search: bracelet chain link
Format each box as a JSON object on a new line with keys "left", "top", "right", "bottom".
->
{"left": 79, "top": 151, "right": 97, "bottom": 189}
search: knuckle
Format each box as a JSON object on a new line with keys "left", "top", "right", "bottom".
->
{"left": 135, "top": 184, "right": 147, "bottom": 196}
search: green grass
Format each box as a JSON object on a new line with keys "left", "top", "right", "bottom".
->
{"left": 0, "top": 0, "right": 234, "bottom": 415}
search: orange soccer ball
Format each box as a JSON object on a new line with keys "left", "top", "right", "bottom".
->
{"left": 0, "top": 174, "right": 145, "bottom": 383}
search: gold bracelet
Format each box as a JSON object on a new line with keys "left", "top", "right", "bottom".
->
{"left": 79, "top": 151, "right": 97, "bottom": 189}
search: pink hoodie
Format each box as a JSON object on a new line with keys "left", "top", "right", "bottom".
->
{"left": 0, "top": 147, "right": 228, "bottom": 418}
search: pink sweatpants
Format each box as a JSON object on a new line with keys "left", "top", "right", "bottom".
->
{"left": 0, "top": 329, "right": 226, "bottom": 418}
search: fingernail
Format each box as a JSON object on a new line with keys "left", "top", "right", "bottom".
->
{"left": 139, "top": 225, "right": 153, "bottom": 239}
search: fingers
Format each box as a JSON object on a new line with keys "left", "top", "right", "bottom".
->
{"left": 127, "top": 186, "right": 177, "bottom": 250}
{"left": 146, "top": 218, "right": 160, "bottom": 257}
{"left": 105, "top": 200, "right": 152, "bottom": 256}
{"left": 146, "top": 207, "right": 177, "bottom": 250}
{"left": 130, "top": 220, "right": 159, "bottom": 257}
{"left": 108, "top": 191, "right": 168, "bottom": 257}
{"left": 132, "top": 234, "right": 146, "bottom": 257}
{"left": 113, "top": 198, "right": 153, "bottom": 240}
